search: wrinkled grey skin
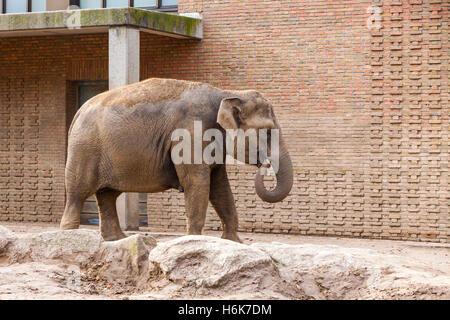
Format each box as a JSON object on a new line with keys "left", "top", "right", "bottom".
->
{"left": 61, "top": 78, "right": 293, "bottom": 242}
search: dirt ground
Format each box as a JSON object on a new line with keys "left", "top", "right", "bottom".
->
{"left": 1, "top": 222, "right": 449, "bottom": 300}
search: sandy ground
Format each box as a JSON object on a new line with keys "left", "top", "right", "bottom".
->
{"left": 1, "top": 222, "right": 449, "bottom": 300}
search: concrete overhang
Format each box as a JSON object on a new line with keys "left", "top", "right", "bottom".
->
{"left": 0, "top": 7, "right": 202, "bottom": 39}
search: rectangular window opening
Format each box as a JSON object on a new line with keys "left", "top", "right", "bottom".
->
{"left": 31, "top": 0, "right": 46, "bottom": 12}
{"left": 79, "top": 0, "right": 103, "bottom": 9}
{"left": 105, "top": 0, "right": 128, "bottom": 8}
{"left": 5, "top": 0, "right": 27, "bottom": 13}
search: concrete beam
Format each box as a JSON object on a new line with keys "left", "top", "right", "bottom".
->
{"left": 109, "top": 26, "right": 140, "bottom": 231}
{"left": 0, "top": 7, "right": 203, "bottom": 39}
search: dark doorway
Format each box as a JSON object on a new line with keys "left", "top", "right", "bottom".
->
{"left": 77, "top": 82, "right": 108, "bottom": 107}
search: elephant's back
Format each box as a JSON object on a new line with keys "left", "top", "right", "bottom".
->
{"left": 69, "top": 78, "right": 201, "bottom": 141}
{"left": 86, "top": 78, "right": 205, "bottom": 110}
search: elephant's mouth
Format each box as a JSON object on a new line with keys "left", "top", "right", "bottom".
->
{"left": 256, "top": 156, "right": 271, "bottom": 169}
{"left": 256, "top": 158, "right": 271, "bottom": 170}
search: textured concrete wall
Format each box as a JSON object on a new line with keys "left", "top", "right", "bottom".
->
{"left": 0, "top": 0, "right": 448, "bottom": 242}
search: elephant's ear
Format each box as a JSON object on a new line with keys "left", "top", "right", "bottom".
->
{"left": 217, "top": 97, "right": 243, "bottom": 130}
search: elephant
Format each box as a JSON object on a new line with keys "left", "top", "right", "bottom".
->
{"left": 60, "top": 78, "right": 293, "bottom": 242}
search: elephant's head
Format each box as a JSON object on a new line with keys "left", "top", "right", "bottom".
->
{"left": 217, "top": 91, "right": 293, "bottom": 203}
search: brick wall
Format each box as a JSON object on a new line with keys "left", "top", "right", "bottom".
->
{"left": 367, "top": 0, "right": 449, "bottom": 241}
{"left": 0, "top": 0, "right": 448, "bottom": 242}
{"left": 0, "top": 35, "right": 108, "bottom": 223}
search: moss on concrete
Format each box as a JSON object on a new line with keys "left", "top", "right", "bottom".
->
{"left": 0, "top": 8, "right": 202, "bottom": 39}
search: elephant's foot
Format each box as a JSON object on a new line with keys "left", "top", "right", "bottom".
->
{"left": 221, "top": 232, "right": 242, "bottom": 243}
{"left": 101, "top": 229, "right": 127, "bottom": 241}
{"left": 187, "top": 222, "right": 204, "bottom": 236}
{"left": 101, "top": 222, "right": 127, "bottom": 241}
{"left": 187, "top": 230, "right": 202, "bottom": 235}
{"left": 60, "top": 219, "right": 80, "bottom": 230}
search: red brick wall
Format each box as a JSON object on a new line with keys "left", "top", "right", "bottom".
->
{"left": 0, "top": 35, "right": 108, "bottom": 223}
{"left": 0, "top": 0, "right": 448, "bottom": 242}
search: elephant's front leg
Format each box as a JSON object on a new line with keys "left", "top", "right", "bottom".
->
{"left": 209, "top": 165, "right": 241, "bottom": 243}
{"left": 177, "top": 165, "right": 211, "bottom": 235}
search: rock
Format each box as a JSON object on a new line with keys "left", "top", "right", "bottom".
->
{"left": 5, "top": 229, "right": 157, "bottom": 281}
{"left": 93, "top": 234, "right": 157, "bottom": 284}
{"left": 1, "top": 227, "right": 448, "bottom": 299}
{"left": 252, "top": 242, "right": 379, "bottom": 299}
{"left": 101, "top": 234, "right": 157, "bottom": 273}
{"left": 4, "top": 228, "right": 157, "bottom": 271}
{"left": 252, "top": 242, "right": 450, "bottom": 300}
{"left": 3, "top": 229, "right": 158, "bottom": 295}
{"left": 0, "top": 225, "right": 17, "bottom": 255}
{"left": 7, "top": 229, "right": 103, "bottom": 264}
{"left": 147, "top": 235, "right": 295, "bottom": 299}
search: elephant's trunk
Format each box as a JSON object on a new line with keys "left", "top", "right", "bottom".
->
{"left": 254, "top": 141, "right": 293, "bottom": 203}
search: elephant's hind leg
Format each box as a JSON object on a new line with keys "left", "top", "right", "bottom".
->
{"left": 95, "top": 188, "right": 126, "bottom": 241}
{"left": 209, "top": 165, "right": 241, "bottom": 243}
{"left": 60, "top": 193, "right": 85, "bottom": 230}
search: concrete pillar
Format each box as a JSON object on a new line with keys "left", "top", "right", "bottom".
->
{"left": 109, "top": 26, "right": 140, "bottom": 88}
{"left": 109, "top": 26, "right": 140, "bottom": 231}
